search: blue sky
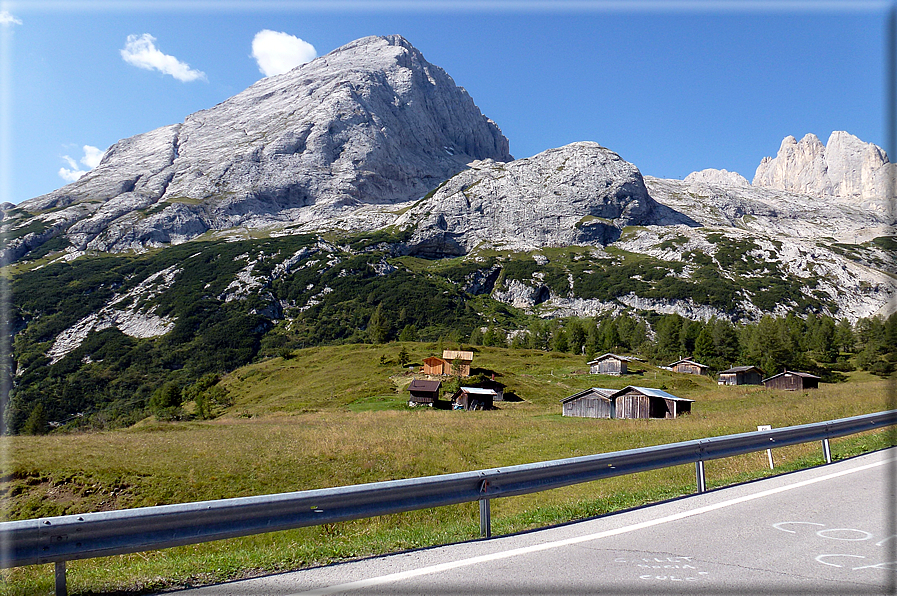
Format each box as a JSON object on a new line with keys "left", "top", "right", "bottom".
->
{"left": 0, "top": 1, "right": 892, "bottom": 205}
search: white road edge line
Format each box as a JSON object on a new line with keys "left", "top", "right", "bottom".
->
{"left": 289, "top": 454, "right": 895, "bottom": 596}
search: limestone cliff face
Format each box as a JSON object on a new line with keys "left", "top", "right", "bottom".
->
{"left": 6, "top": 35, "right": 511, "bottom": 258}
{"left": 753, "top": 131, "right": 894, "bottom": 217}
{"left": 395, "top": 142, "right": 693, "bottom": 256}
{"left": 684, "top": 168, "right": 750, "bottom": 187}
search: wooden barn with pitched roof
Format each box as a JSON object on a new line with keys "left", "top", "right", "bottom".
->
{"left": 609, "top": 386, "right": 694, "bottom": 420}
{"left": 442, "top": 350, "right": 473, "bottom": 377}
{"left": 718, "top": 365, "right": 763, "bottom": 386}
{"left": 762, "top": 371, "right": 820, "bottom": 391}
{"left": 587, "top": 353, "right": 631, "bottom": 376}
{"left": 451, "top": 386, "right": 496, "bottom": 410}
{"left": 407, "top": 379, "right": 442, "bottom": 406}
{"left": 669, "top": 358, "right": 709, "bottom": 376}
{"left": 561, "top": 386, "right": 693, "bottom": 420}
{"left": 561, "top": 387, "right": 616, "bottom": 418}
{"left": 422, "top": 357, "right": 451, "bottom": 376}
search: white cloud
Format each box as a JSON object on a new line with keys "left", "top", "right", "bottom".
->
{"left": 58, "top": 145, "right": 105, "bottom": 183}
{"left": 252, "top": 30, "right": 316, "bottom": 77}
{"left": 121, "top": 33, "right": 206, "bottom": 82}
{"left": 81, "top": 145, "right": 104, "bottom": 169}
{"left": 58, "top": 165, "right": 86, "bottom": 183}
{"left": 0, "top": 11, "right": 22, "bottom": 26}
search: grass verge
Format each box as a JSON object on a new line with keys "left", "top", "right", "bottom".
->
{"left": 1, "top": 345, "right": 893, "bottom": 595}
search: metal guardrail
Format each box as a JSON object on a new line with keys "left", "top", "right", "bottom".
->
{"left": 3, "top": 409, "right": 896, "bottom": 595}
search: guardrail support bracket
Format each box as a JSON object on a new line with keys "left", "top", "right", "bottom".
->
{"left": 479, "top": 498, "right": 491, "bottom": 538}
{"left": 55, "top": 560, "right": 67, "bottom": 596}
{"left": 695, "top": 460, "right": 706, "bottom": 494}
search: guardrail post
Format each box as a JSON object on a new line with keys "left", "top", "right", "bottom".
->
{"left": 479, "top": 498, "right": 491, "bottom": 538}
{"left": 695, "top": 460, "right": 706, "bottom": 494}
{"left": 822, "top": 438, "right": 832, "bottom": 464}
{"left": 55, "top": 560, "right": 67, "bottom": 596}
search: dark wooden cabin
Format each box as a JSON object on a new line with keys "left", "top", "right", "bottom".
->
{"left": 762, "top": 371, "right": 821, "bottom": 391}
{"left": 561, "top": 387, "right": 616, "bottom": 418}
{"left": 587, "top": 353, "right": 631, "bottom": 376}
{"left": 407, "top": 379, "right": 441, "bottom": 406}
{"left": 609, "top": 386, "right": 694, "bottom": 419}
{"left": 422, "top": 357, "right": 450, "bottom": 376}
{"left": 451, "top": 387, "right": 496, "bottom": 410}
{"left": 718, "top": 365, "right": 764, "bottom": 386}
{"left": 669, "top": 358, "right": 709, "bottom": 376}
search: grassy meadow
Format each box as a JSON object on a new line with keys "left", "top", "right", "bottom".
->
{"left": 1, "top": 342, "right": 894, "bottom": 594}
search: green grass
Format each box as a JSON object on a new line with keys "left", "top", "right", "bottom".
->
{"left": 872, "top": 236, "right": 897, "bottom": 251}
{"left": 6, "top": 219, "right": 49, "bottom": 241}
{"left": 574, "top": 215, "right": 612, "bottom": 228}
{"left": 1, "top": 344, "right": 893, "bottom": 594}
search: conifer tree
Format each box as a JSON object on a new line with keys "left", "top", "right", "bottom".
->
{"left": 469, "top": 327, "right": 483, "bottom": 345}
{"left": 368, "top": 303, "right": 389, "bottom": 344}
{"left": 693, "top": 327, "right": 716, "bottom": 368}
{"left": 22, "top": 403, "right": 48, "bottom": 435}
{"left": 567, "top": 319, "right": 586, "bottom": 354}
{"left": 834, "top": 318, "right": 855, "bottom": 353}
{"left": 585, "top": 319, "right": 601, "bottom": 359}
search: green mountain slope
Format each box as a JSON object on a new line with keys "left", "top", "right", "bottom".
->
{"left": 5, "top": 227, "right": 894, "bottom": 434}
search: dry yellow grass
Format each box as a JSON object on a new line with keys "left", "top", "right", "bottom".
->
{"left": 1, "top": 344, "right": 893, "bottom": 595}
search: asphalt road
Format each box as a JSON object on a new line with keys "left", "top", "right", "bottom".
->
{"left": 174, "top": 447, "right": 897, "bottom": 595}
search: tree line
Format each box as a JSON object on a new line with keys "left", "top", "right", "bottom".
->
{"left": 466, "top": 311, "right": 897, "bottom": 379}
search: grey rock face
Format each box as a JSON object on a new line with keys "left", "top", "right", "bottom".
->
{"left": 753, "top": 131, "right": 894, "bottom": 218}
{"left": 492, "top": 277, "right": 552, "bottom": 309}
{"left": 6, "top": 35, "right": 511, "bottom": 259}
{"left": 640, "top": 173, "right": 896, "bottom": 322}
{"left": 645, "top": 174, "right": 891, "bottom": 244}
{"left": 395, "top": 142, "right": 682, "bottom": 256}
{"left": 684, "top": 168, "right": 750, "bottom": 187}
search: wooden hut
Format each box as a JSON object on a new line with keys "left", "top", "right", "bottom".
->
{"left": 407, "top": 379, "right": 441, "bottom": 406}
{"left": 718, "top": 365, "right": 763, "bottom": 386}
{"left": 669, "top": 358, "right": 709, "bottom": 376}
{"left": 561, "top": 388, "right": 616, "bottom": 418}
{"left": 587, "top": 353, "right": 631, "bottom": 376}
{"left": 451, "top": 387, "right": 495, "bottom": 410}
{"left": 442, "top": 350, "right": 474, "bottom": 377}
{"left": 422, "top": 357, "right": 450, "bottom": 376}
{"left": 609, "top": 386, "right": 694, "bottom": 419}
{"left": 469, "top": 378, "right": 506, "bottom": 401}
{"left": 762, "top": 371, "right": 820, "bottom": 391}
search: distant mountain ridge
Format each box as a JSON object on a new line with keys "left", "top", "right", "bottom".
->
{"left": 1, "top": 34, "right": 894, "bottom": 327}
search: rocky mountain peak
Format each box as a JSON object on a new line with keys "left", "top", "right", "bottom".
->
{"left": 753, "top": 131, "right": 894, "bottom": 217}
{"left": 6, "top": 34, "right": 511, "bottom": 260}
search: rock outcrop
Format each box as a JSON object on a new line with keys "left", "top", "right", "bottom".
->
{"left": 395, "top": 142, "right": 694, "bottom": 256}
{"left": 5, "top": 34, "right": 511, "bottom": 259}
{"left": 753, "top": 131, "right": 894, "bottom": 218}
{"left": 645, "top": 173, "right": 892, "bottom": 244}
{"left": 684, "top": 168, "right": 750, "bottom": 187}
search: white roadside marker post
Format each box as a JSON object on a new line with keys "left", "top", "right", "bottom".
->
{"left": 758, "top": 425, "right": 774, "bottom": 469}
